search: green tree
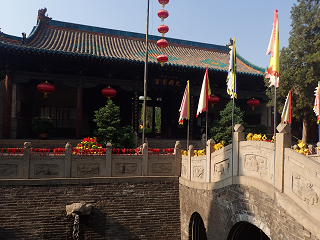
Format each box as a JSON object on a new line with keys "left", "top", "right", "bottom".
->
{"left": 209, "top": 100, "right": 249, "bottom": 145}
{"left": 93, "top": 100, "right": 134, "bottom": 148}
{"left": 265, "top": 0, "right": 320, "bottom": 142}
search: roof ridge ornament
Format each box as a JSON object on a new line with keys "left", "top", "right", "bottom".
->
{"left": 37, "top": 8, "right": 52, "bottom": 25}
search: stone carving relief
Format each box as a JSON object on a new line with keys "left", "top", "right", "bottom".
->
{"left": 77, "top": 164, "right": 100, "bottom": 175}
{"left": 244, "top": 154, "right": 269, "bottom": 179}
{"left": 193, "top": 166, "right": 204, "bottom": 179}
{"left": 0, "top": 164, "right": 17, "bottom": 176}
{"left": 214, "top": 159, "right": 230, "bottom": 176}
{"left": 152, "top": 163, "right": 172, "bottom": 173}
{"left": 115, "top": 163, "right": 137, "bottom": 174}
{"left": 35, "top": 164, "right": 59, "bottom": 176}
{"left": 181, "top": 164, "right": 187, "bottom": 176}
{"left": 293, "top": 172, "right": 319, "bottom": 205}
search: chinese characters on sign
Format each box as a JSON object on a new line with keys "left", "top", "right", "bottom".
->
{"left": 154, "top": 75, "right": 181, "bottom": 87}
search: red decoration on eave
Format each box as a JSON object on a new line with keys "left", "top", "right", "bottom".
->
{"left": 102, "top": 86, "right": 117, "bottom": 100}
{"left": 37, "top": 81, "right": 55, "bottom": 98}
{"left": 157, "top": 9, "right": 169, "bottom": 22}
{"left": 158, "top": 24, "right": 169, "bottom": 37}
{"left": 208, "top": 94, "right": 219, "bottom": 106}
{"left": 158, "top": 0, "right": 169, "bottom": 8}
{"left": 247, "top": 98, "right": 260, "bottom": 110}
{"left": 157, "top": 39, "right": 168, "bottom": 52}
{"left": 157, "top": 54, "right": 168, "bottom": 67}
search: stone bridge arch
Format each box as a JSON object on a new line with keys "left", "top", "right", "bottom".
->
{"left": 189, "top": 212, "right": 207, "bottom": 240}
{"left": 227, "top": 221, "right": 270, "bottom": 240}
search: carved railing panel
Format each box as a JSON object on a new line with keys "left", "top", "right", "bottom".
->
{"left": 211, "top": 145, "right": 232, "bottom": 182}
{"left": 284, "top": 149, "right": 320, "bottom": 221}
{"left": 239, "top": 141, "right": 274, "bottom": 185}
{"left": 0, "top": 156, "right": 23, "bottom": 179}
{"left": 112, "top": 155, "right": 142, "bottom": 176}
{"left": 191, "top": 155, "right": 206, "bottom": 182}
{"left": 72, "top": 156, "right": 106, "bottom": 178}
{"left": 30, "top": 156, "right": 65, "bottom": 178}
{"left": 148, "top": 155, "right": 175, "bottom": 176}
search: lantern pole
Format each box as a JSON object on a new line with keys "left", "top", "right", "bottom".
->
{"left": 142, "top": 0, "right": 150, "bottom": 145}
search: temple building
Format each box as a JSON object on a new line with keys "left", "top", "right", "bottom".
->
{"left": 0, "top": 8, "right": 268, "bottom": 140}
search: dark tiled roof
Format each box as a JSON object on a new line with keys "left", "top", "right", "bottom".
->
{"left": 0, "top": 18, "right": 265, "bottom": 76}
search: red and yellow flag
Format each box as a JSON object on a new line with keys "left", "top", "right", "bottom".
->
{"left": 266, "top": 9, "right": 279, "bottom": 88}
{"left": 314, "top": 82, "right": 320, "bottom": 124}
{"left": 179, "top": 80, "right": 190, "bottom": 124}
{"left": 196, "top": 67, "right": 211, "bottom": 117}
{"left": 281, "top": 90, "right": 291, "bottom": 123}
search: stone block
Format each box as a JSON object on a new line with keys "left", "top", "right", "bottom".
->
{"left": 277, "top": 123, "right": 291, "bottom": 133}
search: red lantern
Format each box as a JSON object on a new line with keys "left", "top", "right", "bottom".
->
{"left": 102, "top": 86, "right": 117, "bottom": 100}
{"left": 157, "top": 9, "right": 169, "bottom": 22}
{"left": 157, "top": 39, "right": 168, "bottom": 52}
{"left": 158, "top": 0, "right": 169, "bottom": 8}
{"left": 247, "top": 98, "right": 260, "bottom": 110}
{"left": 208, "top": 94, "right": 219, "bottom": 107}
{"left": 157, "top": 54, "right": 168, "bottom": 67}
{"left": 158, "top": 24, "right": 169, "bottom": 37}
{"left": 37, "top": 81, "right": 55, "bottom": 98}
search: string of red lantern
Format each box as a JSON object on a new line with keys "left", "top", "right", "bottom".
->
{"left": 157, "top": 0, "right": 169, "bottom": 67}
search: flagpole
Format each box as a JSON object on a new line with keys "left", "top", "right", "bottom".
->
{"left": 206, "top": 111, "right": 208, "bottom": 143}
{"left": 273, "top": 85, "right": 276, "bottom": 187}
{"left": 187, "top": 119, "right": 190, "bottom": 150}
{"left": 274, "top": 86, "right": 277, "bottom": 137}
{"left": 231, "top": 95, "right": 234, "bottom": 182}
{"left": 142, "top": 0, "right": 149, "bottom": 145}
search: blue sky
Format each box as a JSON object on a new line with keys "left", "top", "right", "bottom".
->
{"left": 0, "top": 0, "right": 297, "bottom": 68}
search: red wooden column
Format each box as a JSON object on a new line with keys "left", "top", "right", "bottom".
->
{"left": 2, "top": 74, "right": 12, "bottom": 139}
{"left": 76, "top": 78, "right": 83, "bottom": 139}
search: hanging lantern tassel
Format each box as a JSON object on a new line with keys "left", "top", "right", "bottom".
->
{"left": 157, "top": 39, "right": 168, "bottom": 52}
{"left": 158, "top": 24, "right": 169, "bottom": 37}
{"left": 102, "top": 86, "right": 117, "bottom": 100}
{"left": 157, "top": 9, "right": 169, "bottom": 22}
{"left": 37, "top": 81, "right": 55, "bottom": 98}
{"left": 247, "top": 98, "right": 260, "bottom": 110}
{"left": 158, "top": 0, "right": 169, "bottom": 8}
{"left": 208, "top": 94, "right": 220, "bottom": 107}
{"left": 157, "top": 54, "right": 168, "bottom": 67}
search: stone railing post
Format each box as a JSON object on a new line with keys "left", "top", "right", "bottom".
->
{"left": 233, "top": 124, "right": 245, "bottom": 176}
{"left": 22, "top": 142, "right": 31, "bottom": 179}
{"left": 65, "top": 142, "right": 72, "bottom": 178}
{"left": 206, "top": 139, "right": 215, "bottom": 182}
{"left": 174, "top": 141, "right": 182, "bottom": 176}
{"left": 275, "top": 123, "right": 291, "bottom": 192}
{"left": 187, "top": 145, "right": 194, "bottom": 180}
{"left": 142, "top": 143, "right": 148, "bottom": 176}
{"left": 106, "top": 142, "right": 112, "bottom": 177}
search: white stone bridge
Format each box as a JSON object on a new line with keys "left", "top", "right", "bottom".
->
{"left": 180, "top": 123, "right": 320, "bottom": 240}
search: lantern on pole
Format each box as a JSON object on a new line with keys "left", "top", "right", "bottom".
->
{"left": 158, "top": 24, "right": 169, "bottom": 37}
{"left": 247, "top": 98, "right": 260, "bottom": 110}
{"left": 37, "top": 81, "right": 55, "bottom": 98}
{"left": 208, "top": 94, "right": 220, "bottom": 107}
{"left": 158, "top": 0, "right": 169, "bottom": 8}
{"left": 102, "top": 86, "right": 117, "bottom": 100}
{"left": 157, "top": 9, "right": 169, "bottom": 22}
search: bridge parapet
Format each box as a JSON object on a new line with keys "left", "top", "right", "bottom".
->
{"left": 0, "top": 141, "right": 182, "bottom": 179}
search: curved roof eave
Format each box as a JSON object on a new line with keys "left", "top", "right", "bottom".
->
{"left": 0, "top": 41, "right": 265, "bottom": 77}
